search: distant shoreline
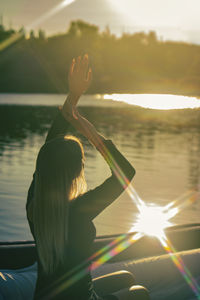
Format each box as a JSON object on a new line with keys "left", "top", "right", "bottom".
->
{"left": 0, "top": 90, "right": 199, "bottom": 99}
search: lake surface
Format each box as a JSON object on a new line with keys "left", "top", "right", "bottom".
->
{"left": 0, "top": 93, "right": 200, "bottom": 240}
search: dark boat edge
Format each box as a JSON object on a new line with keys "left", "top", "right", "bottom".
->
{"left": 1, "top": 223, "right": 200, "bottom": 270}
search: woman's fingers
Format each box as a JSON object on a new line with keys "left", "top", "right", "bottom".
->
{"left": 68, "top": 55, "right": 92, "bottom": 98}
{"left": 72, "top": 54, "right": 89, "bottom": 78}
{"left": 69, "top": 58, "right": 75, "bottom": 76}
{"left": 73, "top": 56, "right": 81, "bottom": 73}
{"left": 82, "top": 54, "right": 89, "bottom": 79}
{"left": 87, "top": 68, "right": 92, "bottom": 84}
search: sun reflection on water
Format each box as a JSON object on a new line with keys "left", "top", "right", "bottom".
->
{"left": 104, "top": 94, "right": 200, "bottom": 110}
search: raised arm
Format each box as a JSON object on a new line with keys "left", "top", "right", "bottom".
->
{"left": 61, "top": 55, "right": 108, "bottom": 152}
{"left": 61, "top": 55, "right": 135, "bottom": 219}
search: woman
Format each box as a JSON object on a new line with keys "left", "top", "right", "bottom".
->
{"left": 26, "top": 55, "right": 150, "bottom": 300}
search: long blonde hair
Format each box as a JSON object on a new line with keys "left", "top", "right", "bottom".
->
{"left": 32, "top": 135, "right": 86, "bottom": 274}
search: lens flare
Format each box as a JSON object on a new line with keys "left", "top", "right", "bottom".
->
{"left": 129, "top": 189, "right": 200, "bottom": 299}
{"left": 0, "top": 0, "right": 76, "bottom": 52}
{"left": 0, "top": 32, "right": 23, "bottom": 52}
{"left": 26, "top": 0, "right": 75, "bottom": 32}
{"left": 160, "top": 235, "right": 200, "bottom": 299}
{"left": 130, "top": 202, "right": 176, "bottom": 239}
{"left": 89, "top": 232, "right": 142, "bottom": 272}
{"left": 130, "top": 189, "right": 199, "bottom": 240}
{"left": 46, "top": 232, "right": 143, "bottom": 299}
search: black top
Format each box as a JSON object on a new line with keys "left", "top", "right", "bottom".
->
{"left": 26, "top": 111, "right": 135, "bottom": 300}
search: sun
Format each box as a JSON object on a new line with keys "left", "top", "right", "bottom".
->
{"left": 130, "top": 202, "right": 178, "bottom": 240}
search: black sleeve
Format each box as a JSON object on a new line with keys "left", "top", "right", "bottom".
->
{"left": 26, "top": 110, "right": 71, "bottom": 212}
{"left": 71, "top": 139, "right": 135, "bottom": 220}
{"left": 45, "top": 110, "right": 71, "bottom": 142}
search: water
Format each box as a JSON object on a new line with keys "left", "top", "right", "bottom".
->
{"left": 0, "top": 93, "right": 200, "bottom": 240}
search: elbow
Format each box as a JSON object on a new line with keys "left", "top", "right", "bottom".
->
{"left": 132, "top": 166, "right": 136, "bottom": 179}
{"left": 126, "top": 166, "right": 136, "bottom": 184}
{"left": 112, "top": 165, "right": 136, "bottom": 188}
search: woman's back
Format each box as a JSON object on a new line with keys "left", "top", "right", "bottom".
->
{"left": 34, "top": 204, "right": 96, "bottom": 299}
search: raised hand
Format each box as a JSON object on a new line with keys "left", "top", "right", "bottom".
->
{"left": 61, "top": 55, "right": 105, "bottom": 150}
{"left": 62, "top": 55, "right": 92, "bottom": 120}
{"left": 68, "top": 54, "right": 92, "bottom": 102}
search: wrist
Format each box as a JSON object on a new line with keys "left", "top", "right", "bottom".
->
{"left": 61, "top": 103, "right": 80, "bottom": 123}
{"left": 68, "top": 92, "right": 80, "bottom": 103}
{"left": 61, "top": 106, "right": 72, "bottom": 122}
{"left": 61, "top": 94, "right": 74, "bottom": 119}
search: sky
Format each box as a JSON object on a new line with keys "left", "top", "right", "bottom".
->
{"left": 1, "top": 0, "right": 200, "bottom": 44}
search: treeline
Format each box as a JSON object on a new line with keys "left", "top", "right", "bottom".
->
{"left": 0, "top": 20, "right": 200, "bottom": 96}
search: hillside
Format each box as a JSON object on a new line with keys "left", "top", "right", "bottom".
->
{"left": 0, "top": 21, "right": 200, "bottom": 96}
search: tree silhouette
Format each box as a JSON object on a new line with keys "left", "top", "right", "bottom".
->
{"left": 30, "top": 30, "right": 35, "bottom": 40}
{"left": 0, "top": 20, "right": 200, "bottom": 96}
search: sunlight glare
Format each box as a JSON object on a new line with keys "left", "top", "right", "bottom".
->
{"left": 61, "top": 0, "right": 75, "bottom": 8}
{"left": 26, "top": 0, "right": 76, "bottom": 31}
{"left": 106, "top": 0, "right": 134, "bottom": 28}
{"left": 130, "top": 202, "right": 177, "bottom": 239}
{"left": 104, "top": 94, "right": 200, "bottom": 110}
{"left": 0, "top": 0, "right": 76, "bottom": 52}
{"left": 129, "top": 189, "right": 198, "bottom": 240}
